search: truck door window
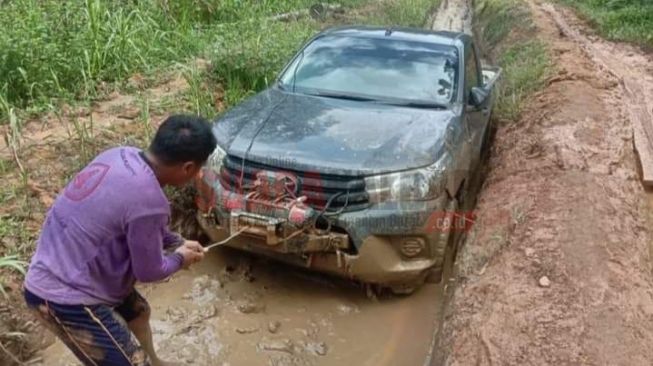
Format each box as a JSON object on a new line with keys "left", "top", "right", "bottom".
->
{"left": 465, "top": 47, "right": 479, "bottom": 104}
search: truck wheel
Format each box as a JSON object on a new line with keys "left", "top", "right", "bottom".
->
{"left": 424, "top": 195, "right": 460, "bottom": 284}
{"left": 480, "top": 121, "right": 493, "bottom": 162}
{"left": 390, "top": 283, "right": 418, "bottom": 296}
{"left": 389, "top": 272, "right": 429, "bottom": 296}
{"left": 425, "top": 266, "right": 443, "bottom": 284}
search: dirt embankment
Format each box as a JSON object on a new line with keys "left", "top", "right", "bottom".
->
{"left": 437, "top": 1, "right": 653, "bottom": 365}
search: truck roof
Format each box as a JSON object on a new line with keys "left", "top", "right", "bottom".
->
{"left": 319, "top": 25, "right": 472, "bottom": 48}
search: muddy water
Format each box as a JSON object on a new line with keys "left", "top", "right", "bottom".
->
{"left": 41, "top": 247, "right": 450, "bottom": 366}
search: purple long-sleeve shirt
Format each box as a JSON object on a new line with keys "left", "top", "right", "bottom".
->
{"left": 25, "top": 147, "right": 184, "bottom": 305}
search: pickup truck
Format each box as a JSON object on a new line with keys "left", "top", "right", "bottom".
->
{"left": 195, "top": 26, "right": 501, "bottom": 294}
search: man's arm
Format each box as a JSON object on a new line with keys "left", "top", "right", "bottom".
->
{"left": 127, "top": 214, "right": 184, "bottom": 283}
{"left": 162, "top": 228, "right": 184, "bottom": 250}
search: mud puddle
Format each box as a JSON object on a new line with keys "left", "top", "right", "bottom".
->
{"left": 41, "top": 247, "right": 450, "bottom": 366}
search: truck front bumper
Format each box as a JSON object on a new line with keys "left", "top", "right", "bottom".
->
{"left": 197, "top": 192, "right": 455, "bottom": 288}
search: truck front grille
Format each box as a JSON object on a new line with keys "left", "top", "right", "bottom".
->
{"left": 219, "top": 155, "right": 369, "bottom": 212}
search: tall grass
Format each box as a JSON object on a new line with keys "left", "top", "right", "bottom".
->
{"left": 0, "top": 0, "right": 352, "bottom": 120}
{"left": 381, "top": 0, "right": 440, "bottom": 27}
{"left": 496, "top": 41, "right": 550, "bottom": 120}
{"left": 209, "top": 19, "right": 318, "bottom": 106}
{"left": 559, "top": 0, "right": 653, "bottom": 49}
{"left": 473, "top": 0, "right": 551, "bottom": 121}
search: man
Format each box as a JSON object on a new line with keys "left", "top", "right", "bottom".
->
{"left": 23, "top": 115, "right": 217, "bottom": 366}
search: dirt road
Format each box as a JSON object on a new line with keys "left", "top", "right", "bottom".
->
{"left": 436, "top": 1, "right": 653, "bottom": 365}
{"left": 430, "top": 0, "right": 472, "bottom": 34}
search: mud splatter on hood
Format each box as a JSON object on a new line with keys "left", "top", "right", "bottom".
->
{"left": 212, "top": 88, "right": 456, "bottom": 176}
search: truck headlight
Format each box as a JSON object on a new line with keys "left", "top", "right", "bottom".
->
{"left": 206, "top": 145, "right": 227, "bottom": 174}
{"left": 364, "top": 155, "right": 449, "bottom": 203}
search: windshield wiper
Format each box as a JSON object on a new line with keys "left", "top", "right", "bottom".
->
{"left": 308, "top": 91, "right": 378, "bottom": 102}
{"left": 385, "top": 101, "right": 448, "bottom": 109}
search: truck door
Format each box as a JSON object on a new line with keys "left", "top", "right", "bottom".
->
{"left": 463, "top": 44, "right": 487, "bottom": 171}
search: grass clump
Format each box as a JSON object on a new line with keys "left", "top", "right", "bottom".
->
{"left": 474, "top": 0, "right": 533, "bottom": 50}
{"left": 380, "top": 0, "right": 440, "bottom": 27}
{"left": 0, "top": 255, "right": 27, "bottom": 298}
{"left": 209, "top": 20, "right": 317, "bottom": 106}
{"left": 559, "top": 0, "right": 653, "bottom": 49}
{"left": 473, "top": 0, "right": 551, "bottom": 121}
{"left": 496, "top": 41, "right": 550, "bottom": 120}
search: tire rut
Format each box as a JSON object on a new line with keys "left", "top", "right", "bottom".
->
{"left": 431, "top": 0, "right": 473, "bottom": 34}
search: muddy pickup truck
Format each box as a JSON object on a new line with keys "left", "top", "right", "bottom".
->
{"left": 195, "top": 26, "right": 501, "bottom": 294}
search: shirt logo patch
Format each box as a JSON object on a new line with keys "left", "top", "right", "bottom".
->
{"left": 64, "top": 163, "right": 110, "bottom": 201}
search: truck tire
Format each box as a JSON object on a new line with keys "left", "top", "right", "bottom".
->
{"left": 424, "top": 194, "right": 460, "bottom": 284}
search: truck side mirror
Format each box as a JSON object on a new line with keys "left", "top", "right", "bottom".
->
{"left": 469, "top": 87, "right": 488, "bottom": 107}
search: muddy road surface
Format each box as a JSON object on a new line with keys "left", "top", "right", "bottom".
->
{"left": 41, "top": 247, "right": 452, "bottom": 366}
{"left": 430, "top": 0, "right": 471, "bottom": 34}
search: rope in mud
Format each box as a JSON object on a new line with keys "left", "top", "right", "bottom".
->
{"left": 203, "top": 224, "right": 311, "bottom": 251}
{"left": 204, "top": 226, "right": 251, "bottom": 251}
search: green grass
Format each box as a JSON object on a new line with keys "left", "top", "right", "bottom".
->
{"left": 208, "top": 19, "right": 318, "bottom": 107}
{"left": 496, "top": 41, "right": 550, "bottom": 120}
{"left": 474, "top": 0, "right": 533, "bottom": 51}
{"left": 0, "top": 0, "right": 362, "bottom": 121}
{"left": 559, "top": 0, "right": 653, "bottom": 48}
{"left": 0, "top": 0, "right": 440, "bottom": 124}
{"left": 380, "top": 0, "right": 439, "bottom": 27}
{"left": 0, "top": 255, "right": 27, "bottom": 298}
{"left": 474, "top": 0, "right": 551, "bottom": 121}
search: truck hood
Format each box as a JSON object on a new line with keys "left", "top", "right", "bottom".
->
{"left": 212, "top": 88, "right": 456, "bottom": 176}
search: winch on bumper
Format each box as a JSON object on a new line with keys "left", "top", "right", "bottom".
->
{"left": 195, "top": 168, "right": 455, "bottom": 292}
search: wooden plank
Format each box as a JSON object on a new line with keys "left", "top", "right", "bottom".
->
{"left": 633, "top": 114, "right": 653, "bottom": 186}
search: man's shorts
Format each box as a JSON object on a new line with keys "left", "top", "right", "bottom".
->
{"left": 24, "top": 288, "right": 151, "bottom": 366}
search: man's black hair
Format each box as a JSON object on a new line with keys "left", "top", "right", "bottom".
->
{"left": 149, "top": 114, "right": 217, "bottom": 165}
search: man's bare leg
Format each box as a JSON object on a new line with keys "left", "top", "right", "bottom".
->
{"left": 128, "top": 309, "right": 178, "bottom": 366}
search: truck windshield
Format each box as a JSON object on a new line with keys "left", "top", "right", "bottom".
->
{"left": 279, "top": 35, "right": 458, "bottom": 106}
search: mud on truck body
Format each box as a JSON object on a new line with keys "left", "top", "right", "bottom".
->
{"left": 195, "top": 26, "right": 501, "bottom": 294}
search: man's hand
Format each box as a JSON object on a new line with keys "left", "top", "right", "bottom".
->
{"left": 174, "top": 240, "right": 206, "bottom": 269}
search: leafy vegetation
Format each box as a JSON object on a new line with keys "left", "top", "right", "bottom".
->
{"left": 0, "top": 255, "right": 27, "bottom": 298}
{"left": 474, "top": 0, "right": 551, "bottom": 121}
{"left": 559, "top": 0, "right": 653, "bottom": 49}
